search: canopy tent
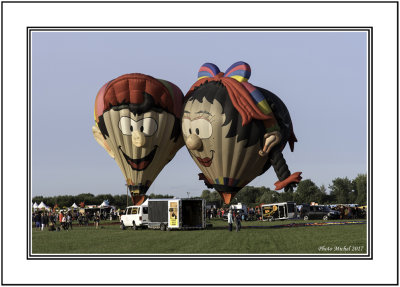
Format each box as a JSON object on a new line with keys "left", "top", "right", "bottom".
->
{"left": 100, "top": 200, "right": 110, "bottom": 208}
{"left": 38, "top": 201, "right": 47, "bottom": 209}
{"left": 32, "top": 202, "right": 38, "bottom": 210}
{"left": 37, "top": 201, "right": 51, "bottom": 211}
{"left": 71, "top": 203, "right": 78, "bottom": 209}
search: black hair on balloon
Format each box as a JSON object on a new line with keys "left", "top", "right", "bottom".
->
{"left": 185, "top": 81, "right": 265, "bottom": 149}
{"left": 97, "top": 92, "right": 181, "bottom": 142}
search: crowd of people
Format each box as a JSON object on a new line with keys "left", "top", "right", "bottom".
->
{"left": 206, "top": 207, "right": 261, "bottom": 221}
{"left": 329, "top": 205, "right": 367, "bottom": 219}
{"left": 32, "top": 210, "right": 103, "bottom": 231}
{"left": 207, "top": 204, "right": 366, "bottom": 221}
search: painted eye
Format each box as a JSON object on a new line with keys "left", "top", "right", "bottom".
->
{"left": 119, "top": 117, "right": 136, "bottom": 135}
{"left": 191, "top": 119, "right": 212, "bottom": 139}
{"left": 182, "top": 119, "right": 192, "bottom": 137}
{"left": 137, "top": 117, "right": 158, "bottom": 136}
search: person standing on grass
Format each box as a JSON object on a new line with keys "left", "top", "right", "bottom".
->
{"left": 59, "top": 212, "right": 64, "bottom": 227}
{"left": 235, "top": 212, "right": 242, "bottom": 232}
{"left": 44, "top": 212, "right": 49, "bottom": 228}
{"left": 49, "top": 212, "right": 55, "bottom": 226}
{"left": 62, "top": 214, "right": 68, "bottom": 230}
{"left": 94, "top": 212, "right": 100, "bottom": 229}
{"left": 227, "top": 210, "right": 233, "bottom": 232}
{"left": 40, "top": 212, "right": 45, "bottom": 231}
{"left": 67, "top": 212, "right": 72, "bottom": 230}
{"left": 78, "top": 213, "right": 83, "bottom": 227}
{"left": 34, "top": 213, "right": 41, "bottom": 230}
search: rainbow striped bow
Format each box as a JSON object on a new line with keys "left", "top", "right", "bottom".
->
{"left": 197, "top": 61, "right": 273, "bottom": 116}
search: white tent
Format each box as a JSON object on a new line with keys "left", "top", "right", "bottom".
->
{"left": 71, "top": 203, "right": 78, "bottom": 209}
{"left": 100, "top": 200, "right": 109, "bottom": 208}
{"left": 38, "top": 201, "right": 47, "bottom": 209}
{"left": 32, "top": 202, "right": 38, "bottom": 210}
{"left": 37, "top": 201, "right": 51, "bottom": 211}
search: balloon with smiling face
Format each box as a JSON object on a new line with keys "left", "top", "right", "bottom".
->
{"left": 93, "top": 73, "right": 184, "bottom": 205}
{"left": 182, "top": 62, "right": 302, "bottom": 204}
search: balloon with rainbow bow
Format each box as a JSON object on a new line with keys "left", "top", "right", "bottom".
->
{"left": 182, "top": 61, "right": 302, "bottom": 204}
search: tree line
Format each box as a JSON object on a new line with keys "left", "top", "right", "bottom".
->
{"left": 201, "top": 174, "right": 367, "bottom": 207}
{"left": 33, "top": 174, "right": 366, "bottom": 210}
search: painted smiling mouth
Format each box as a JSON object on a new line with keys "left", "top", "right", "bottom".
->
{"left": 119, "top": 145, "right": 158, "bottom": 171}
{"left": 196, "top": 150, "right": 215, "bottom": 167}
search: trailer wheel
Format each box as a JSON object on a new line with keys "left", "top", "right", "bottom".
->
{"left": 303, "top": 215, "right": 309, "bottom": 221}
{"left": 268, "top": 217, "right": 274, "bottom": 222}
{"left": 120, "top": 222, "right": 126, "bottom": 230}
{"left": 132, "top": 221, "right": 138, "bottom": 230}
{"left": 322, "top": 215, "right": 328, "bottom": 221}
{"left": 160, "top": 223, "right": 166, "bottom": 231}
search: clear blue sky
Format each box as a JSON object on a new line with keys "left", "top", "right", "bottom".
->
{"left": 32, "top": 31, "right": 367, "bottom": 198}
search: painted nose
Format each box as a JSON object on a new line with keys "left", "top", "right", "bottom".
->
{"left": 132, "top": 130, "right": 146, "bottom": 148}
{"left": 186, "top": 134, "right": 202, "bottom": 150}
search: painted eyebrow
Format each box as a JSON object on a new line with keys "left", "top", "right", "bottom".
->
{"left": 183, "top": 110, "right": 190, "bottom": 114}
{"left": 196, "top": 111, "right": 212, "bottom": 116}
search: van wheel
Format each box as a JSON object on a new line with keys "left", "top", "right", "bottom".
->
{"left": 303, "top": 215, "right": 309, "bottom": 221}
{"left": 120, "top": 222, "right": 126, "bottom": 230}
{"left": 132, "top": 222, "right": 138, "bottom": 230}
{"left": 323, "top": 215, "right": 329, "bottom": 220}
{"left": 160, "top": 224, "right": 166, "bottom": 231}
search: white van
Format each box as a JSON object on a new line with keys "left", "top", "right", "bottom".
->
{"left": 120, "top": 204, "right": 148, "bottom": 230}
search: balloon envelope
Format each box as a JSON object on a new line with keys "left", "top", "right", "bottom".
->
{"left": 182, "top": 62, "right": 300, "bottom": 204}
{"left": 93, "top": 73, "right": 184, "bottom": 205}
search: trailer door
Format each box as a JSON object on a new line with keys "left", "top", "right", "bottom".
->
{"left": 287, "top": 202, "right": 297, "bottom": 219}
{"left": 278, "top": 205, "right": 286, "bottom": 219}
{"left": 202, "top": 199, "right": 206, "bottom": 228}
{"left": 168, "top": 200, "right": 181, "bottom": 229}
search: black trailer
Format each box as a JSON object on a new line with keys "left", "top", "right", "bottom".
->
{"left": 147, "top": 198, "right": 206, "bottom": 231}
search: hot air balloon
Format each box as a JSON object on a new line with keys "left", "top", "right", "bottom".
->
{"left": 93, "top": 73, "right": 184, "bottom": 205}
{"left": 182, "top": 62, "right": 302, "bottom": 204}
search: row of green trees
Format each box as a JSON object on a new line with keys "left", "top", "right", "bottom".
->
{"left": 201, "top": 174, "right": 367, "bottom": 207}
{"left": 33, "top": 174, "right": 366, "bottom": 210}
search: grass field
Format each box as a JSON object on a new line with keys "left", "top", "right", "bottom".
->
{"left": 32, "top": 219, "right": 367, "bottom": 254}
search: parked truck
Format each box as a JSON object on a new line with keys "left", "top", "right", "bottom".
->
{"left": 120, "top": 198, "right": 206, "bottom": 231}
{"left": 261, "top": 201, "right": 297, "bottom": 221}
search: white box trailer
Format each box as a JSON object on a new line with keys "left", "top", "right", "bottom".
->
{"left": 147, "top": 198, "right": 206, "bottom": 231}
{"left": 261, "top": 201, "right": 297, "bottom": 222}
